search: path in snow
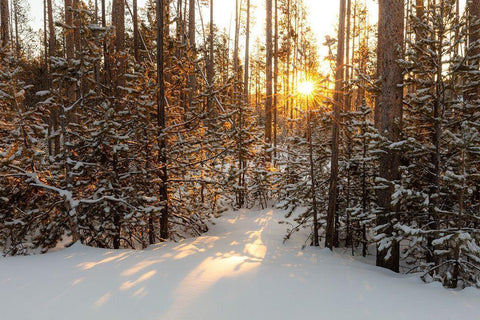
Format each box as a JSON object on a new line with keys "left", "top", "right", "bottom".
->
{"left": 0, "top": 208, "right": 479, "bottom": 320}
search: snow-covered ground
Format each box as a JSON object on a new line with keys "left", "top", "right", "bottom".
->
{"left": 0, "top": 208, "right": 479, "bottom": 320}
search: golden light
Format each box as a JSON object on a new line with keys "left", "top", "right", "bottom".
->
{"left": 298, "top": 80, "right": 315, "bottom": 96}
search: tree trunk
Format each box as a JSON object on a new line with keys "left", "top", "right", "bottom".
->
{"left": 47, "top": 0, "right": 59, "bottom": 156}
{"left": 345, "top": 0, "right": 351, "bottom": 112}
{"left": 285, "top": 0, "right": 291, "bottom": 131}
{"left": 325, "top": 0, "right": 346, "bottom": 250}
{"left": 469, "top": 0, "right": 480, "bottom": 97}
{"left": 101, "top": 0, "right": 110, "bottom": 85}
{"left": 0, "top": 0, "right": 10, "bottom": 46}
{"left": 157, "top": 0, "right": 169, "bottom": 241}
{"left": 206, "top": 0, "right": 214, "bottom": 116}
{"left": 43, "top": 0, "right": 47, "bottom": 64}
{"left": 65, "top": 0, "right": 74, "bottom": 98}
{"left": 265, "top": 0, "right": 273, "bottom": 151}
{"left": 375, "top": 0, "right": 404, "bottom": 273}
{"left": 187, "top": 0, "right": 196, "bottom": 110}
{"left": 112, "top": 0, "right": 126, "bottom": 88}
{"left": 73, "top": 0, "right": 81, "bottom": 53}
{"left": 47, "top": 0, "right": 55, "bottom": 71}
{"left": 244, "top": 0, "right": 250, "bottom": 107}
{"left": 273, "top": 0, "right": 279, "bottom": 162}
{"left": 233, "top": 0, "right": 240, "bottom": 115}
{"left": 238, "top": 0, "right": 251, "bottom": 208}
{"left": 307, "top": 96, "right": 319, "bottom": 246}
{"left": 133, "top": 0, "right": 139, "bottom": 61}
{"left": 12, "top": 0, "right": 19, "bottom": 56}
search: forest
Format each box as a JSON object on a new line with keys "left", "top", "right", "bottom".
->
{"left": 0, "top": 0, "right": 479, "bottom": 293}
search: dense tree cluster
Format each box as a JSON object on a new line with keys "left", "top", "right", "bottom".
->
{"left": 0, "top": 0, "right": 478, "bottom": 289}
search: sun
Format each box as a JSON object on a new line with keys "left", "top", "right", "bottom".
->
{"left": 298, "top": 81, "right": 315, "bottom": 96}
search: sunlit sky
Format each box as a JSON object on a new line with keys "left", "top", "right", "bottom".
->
{"left": 26, "top": 0, "right": 377, "bottom": 60}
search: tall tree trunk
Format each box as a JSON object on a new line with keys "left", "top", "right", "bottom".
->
{"left": 265, "top": 0, "right": 273, "bottom": 151}
{"left": 12, "top": 0, "right": 19, "bottom": 56}
{"left": 238, "top": 0, "right": 251, "bottom": 208}
{"left": 65, "top": 0, "right": 74, "bottom": 84}
{"left": 101, "top": 0, "right": 110, "bottom": 85}
{"left": 47, "top": 0, "right": 58, "bottom": 156}
{"left": 157, "top": 0, "right": 169, "bottom": 241}
{"left": 345, "top": 0, "right": 351, "bottom": 112}
{"left": 307, "top": 96, "right": 319, "bottom": 246}
{"left": 112, "top": 0, "right": 126, "bottom": 88}
{"left": 285, "top": 0, "right": 291, "bottom": 131}
{"left": 188, "top": 0, "right": 195, "bottom": 48}
{"left": 43, "top": 0, "right": 47, "bottom": 64}
{"left": 206, "top": 0, "right": 214, "bottom": 116}
{"left": 344, "top": 0, "right": 352, "bottom": 248}
{"left": 187, "top": 0, "right": 196, "bottom": 110}
{"left": 133, "top": 0, "right": 139, "bottom": 61}
{"left": 47, "top": 0, "right": 55, "bottom": 70}
{"left": 233, "top": 0, "right": 240, "bottom": 115}
{"left": 0, "top": 0, "right": 10, "bottom": 46}
{"left": 469, "top": 0, "right": 480, "bottom": 97}
{"left": 273, "top": 0, "right": 279, "bottom": 162}
{"left": 325, "top": 0, "right": 346, "bottom": 250}
{"left": 375, "top": 0, "right": 404, "bottom": 273}
{"left": 73, "top": 0, "right": 81, "bottom": 53}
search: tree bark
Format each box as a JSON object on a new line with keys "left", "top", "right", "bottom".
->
{"left": 47, "top": 0, "right": 55, "bottom": 68}
{"left": 469, "top": 0, "right": 480, "bottom": 97}
{"left": 325, "top": 0, "right": 346, "bottom": 250}
{"left": 273, "top": 0, "right": 279, "bottom": 161}
{"left": 265, "top": 0, "right": 273, "bottom": 150}
{"left": 157, "top": 0, "right": 169, "bottom": 241}
{"left": 206, "top": 0, "right": 214, "bottom": 116}
{"left": 73, "top": 0, "right": 81, "bottom": 53}
{"left": 65, "top": 0, "right": 74, "bottom": 70}
{"left": 47, "top": 0, "right": 59, "bottom": 156}
{"left": 133, "top": 0, "right": 139, "bottom": 61}
{"left": 187, "top": 0, "right": 196, "bottom": 110}
{"left": 112, "top": 0, "right": 126, "bottom": 88}
{"left": 374, "top": 0, "right": 404, "bottom": 273}
{"left": 0, "top": 0, "right": 10, "bottom": 46}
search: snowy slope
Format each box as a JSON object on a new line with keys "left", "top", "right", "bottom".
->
{"left": 0, "top": 208, "right": 478, "bottom": 320}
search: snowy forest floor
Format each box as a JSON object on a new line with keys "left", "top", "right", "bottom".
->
{"left": 1, "top": 208, "right": 479, "bottom": 320}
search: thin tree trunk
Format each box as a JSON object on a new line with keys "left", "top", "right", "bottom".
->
{"left": 470, "top": 0, "right": 480, "bottom": 97}
{"left": 102, "top": 0, "right": 110, "bottom": 85}
{"left": 13, "top": 0, "right": 19, "bottom": 55}
{"left": 325, "top": 0, "right": 346, "bottom": 250}
{"left": 244, "top": 0, "right": 250, "bottom": 109}
{"left": 187, "top": 0, "right": 196, "bottom": 110}
{"left": 47, "top": 0, "right": 55, "bottom": 70}
{"left": 265, "top": 0, "right": 273, "bottom": 152}
{"left": 47, "top": 0, "right": 58, "bottom": 156}
{"left": 285, "top": 0, "right": 291, "bottom": 132}
{"left": 344, "top": 0, "right": 352, "bottom": 248}
{"left": 307, "top": 96, "right": 319, "bottom": 246}
{"left": 233, "top": 0, "right": 240, "bottom": 118}
{"left": 133, "top": 0, "right": 139, "bottom": 61}
{"left": 206, "top": 0, "right": 214, "bottom": 116}
{"left": 345, "top": 0, "right": 351, "bottom": 112}
{"left": 273, "top": 0, "right": 278, "bottom": 162}
{"left": 157, "top": 0, "right": 169, "bottom": 241}
{"left": 43, "top": 0, "right": 48, "bottom": 66}
{"left": 65, "top": 0, "right": 74, "bottom": 99}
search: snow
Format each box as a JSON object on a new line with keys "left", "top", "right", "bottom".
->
{"left": 0, "top": 208, "right": 479, "bottom": 320}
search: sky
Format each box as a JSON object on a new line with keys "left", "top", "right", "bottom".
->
{"left": 25, "top": 0, "right": 377, "bottom": 59}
